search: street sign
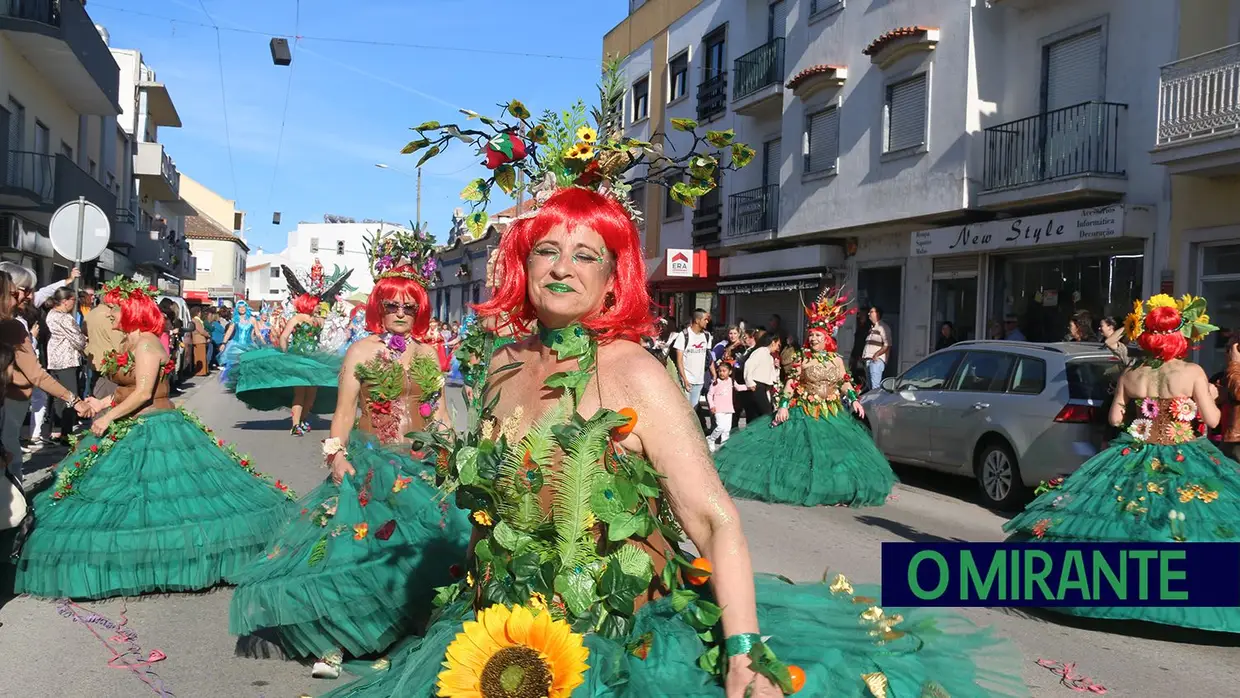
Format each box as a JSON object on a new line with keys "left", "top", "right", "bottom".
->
{"left": 49, "top": 197, "right": 111, "bottom": 292}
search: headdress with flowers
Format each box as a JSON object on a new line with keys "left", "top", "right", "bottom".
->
{"left": 1124, "top": 293, "right": 1218, "bottom": 345}
{"left": 805, "top": 286, "right": 855, "bottom": 340}
{"left": 399, "top": 58, "right": 756, "bottom": 238}
{"left": 362, "top": 225, "right": 438, "bottom": 286}
{"left": 101, "top": 277, "right": 159, "bottom": 299}
{"left": 281, "top": 257, "right": 354, "bottom": 306}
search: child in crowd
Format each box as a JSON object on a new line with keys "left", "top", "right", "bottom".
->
{"left": 706, "top": 361, "right": 736, "bottom": 453}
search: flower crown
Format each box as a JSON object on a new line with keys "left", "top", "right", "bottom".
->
{"left": 399, "top": 58, "right": 756, "bottom": 237}
{"left": 363, "top": 226, "right": 438, "bottom": 286}
{"left": 101, "top": 277, "right": 159, "bottom": 299}
{"left": 805, "top": 286, "right": 855, "bottom": 337}
{"left": 1124, "top": 293, "right": 1218, "bottom": 343}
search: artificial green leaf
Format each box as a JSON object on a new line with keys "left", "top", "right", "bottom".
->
{"left": 670, "top": 588, "right": 697, "bottom": 612}
{"left": 554, "top": 571, "right": 597, "bottom": 617}
{"left": 544, "top": 369, "right": 591, "bottom": 398}
{"left": 466, "top": 211, "right": 489, "bottom": 238}
{"left": 670, "top": 117, "right": 699, "bottom": 132}
{"left": 459, "top": 109, "right": 479, "bottom": 119}
{"left": 457, "top": 446, "right": 479, "bottom": 485}
{"left": 460, "top": 178, "right": 487, "bottom": 202}
{"left": 495, "top": 164, "right": 517, "bottom": 194}
{"left": 697, "top": 645, "right": 723, "bottom": 675}
{"left": 731, "top": 142, "right": 756, "bottom": 168}
{"left": 747, "top": 643, "right": 794, "bottom": 694}
{"left": 693, "top": 599, "right": 722, "bottom": 627}
{"left": 415, "top": 120, "right": 441, "bottom": 131}
{"left": 432, "top": 582, "right": 462, "bottom": 608}
{"left": 601, "top": 564, "right": 644, "bottom": 615}
{"left": 669, "top": 181, "right": 697, "bottom": 208}
{"left": 307, "top": 537, "right": 328, "bottom": 567}
{"left": 508, "top": 99, "right": 532, "bottom": 120}
{"left": 511, "top": 553, "right": 542, "bottom": 583}
{"left": 606, "top": 509, "right": 655, "bottom": 542}
{"left": 608, "top": 544, "right": 655, "bottom": 582}
{"left": 492, "top": 521, "right": 535, "bottom": 555}
{"left": 590, "top": 473, "right": 639, "bottom": 523}
{"left": 416, "top": 145, "right": 441, "bottom": 168}
{"left": 705, "top": 129, "right": 735, "bottom": 147}
{"left": 489, "top": 132, "right": 516, "bottom": 158}
{"left": 400, "top": 138, "right": 431, "bottom": 155}
{"left": 474, "top": 538, "right": 494, "bottom": 564}
{"left": 598, "top": 612, "right": 633, "bottom": 641}
{"left": 444, "top": 125, "right": 473, "bottom": 144}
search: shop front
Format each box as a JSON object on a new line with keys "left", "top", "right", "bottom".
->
{"left": 910, "top": 204, "right": 1153, "bottom": 349}
{"left": 647, "top": 249, "right": 720, "bottom": 328}
{"left": 718, "top": 245, "right": 845, "bottom": 342}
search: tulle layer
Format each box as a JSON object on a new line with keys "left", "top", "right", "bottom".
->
{"left": 713, "top": 407, "right": 897, "bottom": 507}
{"left": 224, "top": 347, "right": 343, "bottom": 413}
{"left": 322, "top": 575, "right": 1029, "bottom": 697}
{"left": 1005, "top": 435, "right": 1240, "bottom": 632}
{"left": 229, "top": 431, "right": 471, "bottom": 659}
{"left": 12, "top": 410, "right": 295, "bottom": 600}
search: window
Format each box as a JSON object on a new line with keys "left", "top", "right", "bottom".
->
{"left": 60, "top": 141, "right": 73, "bottom": 160}
{"left": 1010, "top": 357, "right": 1047, "bottom": 395}
{"left": 88, "top": 159, "right": 97, "bottom": 177}
{"left": 196, "top": 250, "right": 214, "bottom": 273}
{"left": 804, "top": 107, "right": 839, "bottom": 174}
{"left": 1067, "top": 359, "right": 1122, "bottom": 401}
{"left": 632, "top": 76, "right": 649, "bottom": 122}
{"left": 1043, "top": 29, "right": 1103, "bottom": 112}
{"left": 233, "top": 211, "right": 244, "bottom": 230}
{"left": 664, "top": 176, "right": 683, "bottom": 220}
{"left": 704, "top": 28, "right": 726, "bottom": 79}
{"left": 336, "top": 240, "right": 345, "bottom": 255}
{"left": 310, "top": 237, "right": 319, "bottom": 252}
{"left": 270, "top": 267, "right": 280, "bottom": 279}
{"left": 896, "top": 351, "right": 962, "bottom": 391}
{"left": 668, "top": 51, "right": 689, "bottom": 102}
{"left": 630, "top": 184, "right": 646, "bottom": 228}
{"left": 885, "top": 73, "right": 928, "bottom": 153}
{"left": 948, "top": 352, "right": 1016, "bottom": 393}
{"left": 810, "top": 0, "right": 844, "bottom": 17}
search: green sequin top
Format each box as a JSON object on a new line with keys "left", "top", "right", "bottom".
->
{"left": 289, "top": 321, "right": 322, "bottom": 355}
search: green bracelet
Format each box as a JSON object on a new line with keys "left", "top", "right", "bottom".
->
{"left": 724, "top": 633, "right": 762, "bottom": 657}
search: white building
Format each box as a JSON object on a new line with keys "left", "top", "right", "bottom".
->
{"left": 244, "top": 248, "right": 293, "bottom": 303}
{"left": 608, "top": 0, "right": 1174, "bottom": 374}
{"left": 247, "top": 218, "right": 413, "bottom": 301}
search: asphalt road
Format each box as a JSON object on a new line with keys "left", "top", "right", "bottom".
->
{"left": 0, "top": 378, "right": 1232, "bottom": 697}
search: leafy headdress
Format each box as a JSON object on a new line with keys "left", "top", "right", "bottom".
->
{"left": 400, "top": 58, "right": 756, "bottom": 239}
{"left": 805, "top": 286, "right": 855, "bottom": 340}
{"left": 282, "top": 257, "right": 354, "bottom": 306}
{"left": 1124, "top": 293, "right": 1218, "bottom": 344}
{"left": 361, "top": 225, "right": 438, "bottom": 286}
{"left": 101, "top": 277, "right": 159, "bottom": 300}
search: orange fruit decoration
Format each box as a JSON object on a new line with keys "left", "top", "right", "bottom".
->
{"left": 686, "top": 557, "right": 712, "bottom": 586}
{"left": 613, "top": 408, "right": 639, "bottom": 439}
{"left": 788, "top": 665, "right": 806, "bottom": 693}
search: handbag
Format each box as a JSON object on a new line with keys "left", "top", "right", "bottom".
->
{"left": 3, "top": 468, "right": 29, "bottom": 531}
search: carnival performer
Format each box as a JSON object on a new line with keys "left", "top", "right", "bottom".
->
{"left": 225, "top": 259, "right": 353, "bottom": 436}
{"left": 712, "top": 288, "right": 897, "bottom": 508}
{"left": 322, "top": 84, "right": 1028, "bottom": 697}
{"left": 229, "top": 230, "right": 469, "bottom": 681}
{"left": 11, "top": 279, "right": 296, "bottom": 600}
{"left": 218, "top": 300, "right": 262, "bottom": 382}
{"left": 343, "top": 306, "right": 370, "bottom": 353}
{"left": 1006, "top": 293, "right": 1240, "bottom": 633}
{"left": 318, "top": 300, "right": 353, "bottom": 355}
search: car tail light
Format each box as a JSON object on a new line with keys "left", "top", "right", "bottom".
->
{"left": 1054, "top": 404, "right": 1095, "bottom": 423}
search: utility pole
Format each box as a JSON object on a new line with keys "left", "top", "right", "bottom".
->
{"left": 416, "top": 167, "right": 423, "bottom": 229}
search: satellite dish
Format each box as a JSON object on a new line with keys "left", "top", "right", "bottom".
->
{"left": 49, "top": 196, "right": 111, "bottom": 263}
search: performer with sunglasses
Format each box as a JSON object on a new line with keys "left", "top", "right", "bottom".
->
{"left": 224, "top": 259, "right": 353, "bottom": 436}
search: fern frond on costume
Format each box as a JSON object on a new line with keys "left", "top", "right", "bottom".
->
{"left": 552, "top": 420, "right": 609, "bottom": 567}
{"left": 307, "top": 537, "right": 328, "bottom": 567}
{"left": 606, "top": 543, "right": 655, "bottom": 582}
{"left": 496, "top": 398, "right": 569, "bottom": 530}
{"left": 408, "top": 354, "right": 446, "bottom": 401}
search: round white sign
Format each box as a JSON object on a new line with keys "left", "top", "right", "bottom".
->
{"left": 49, "top": 198, "right": 111, "bottom": 263}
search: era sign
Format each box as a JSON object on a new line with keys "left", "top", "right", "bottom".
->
{"left": 666, "top": 249, "right": 693, "bottom": 278}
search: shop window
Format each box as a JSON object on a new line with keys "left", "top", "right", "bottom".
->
{"left": 884, "top": 73, "right": 927, "bottom": 153}
{"left": 895, "top": 351, "right": 962, "bottom": 391}
{"left": 948, "top": 351, "right": 1016, "bottom": 393}
{"left": 804, "top": 106, "right": 839, "bottom": 174}
{"left": 1009, "top": 357, "right": 1046, "bottom": 395}
{"left": 632, "top": 76, "right": 649, "bottom": 123}
{"left": 669, "top": 51, "right": 689, "bottom": 102}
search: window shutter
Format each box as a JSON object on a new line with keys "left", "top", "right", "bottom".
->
{"left": 806, "top": 108, "right": 839, "bottom": 173}
{"left": 763, "top": 138, "right": 782, "bottom": 185}
{"left": 887, "top": 74, "right": 927, "bottom": 152}
{"left": 1045, "top": 29, "right": 1103, "bottom": 111}
{"left": 768, "top": 1, "right": 788, "bottom": 40}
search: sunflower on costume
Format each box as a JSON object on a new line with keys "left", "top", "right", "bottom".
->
{"left": 438, "top": 604, "right": 589, "bottom": 698}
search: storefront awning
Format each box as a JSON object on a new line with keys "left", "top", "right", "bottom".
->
{"left": 909, "top": 204, "right": 1154, "bottom": 257}
{"left": 717, "top": 272, "right": 823, "bottom": 296}
{"left": 184, "top": 290, "right": 209, "bottom": 302}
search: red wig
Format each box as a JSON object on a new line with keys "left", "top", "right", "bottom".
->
{"left": 101, "top": 288, "right": 124, "bottom": 306}
{"left": 292, "top": 293, "right": 319, "bottom": 316}
{"left": 365, "top": 273, "right": 430, "bottom": 336}
{"left": 473, "top": 187, "right": 654, "bottom": 343}
{"left": 1137, "top": 306, "right": 1188, "bottom": 362}
{"left": 118, "top": 291, "right": 166, "bottom": 335}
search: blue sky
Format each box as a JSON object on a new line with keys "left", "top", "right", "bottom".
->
{"left": 88, "top": 0, "right": 628, "bottom": 253}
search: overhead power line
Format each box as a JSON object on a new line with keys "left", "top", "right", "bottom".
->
{"left": 195, "top": 0, "right": 241, "bottom": 201}
{"left": 266, "top": 0, "right": 299, "bottom": 209}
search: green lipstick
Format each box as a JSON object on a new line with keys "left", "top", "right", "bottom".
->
{"left": 545, "top": 282, "right": 575, "bottom": 294}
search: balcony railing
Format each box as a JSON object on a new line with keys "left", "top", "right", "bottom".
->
{"left": 54, "top": 153, "right": 117, "bottom": 218}
{"left": 733, "top": 39, "right": 784, "bottom": 101}
{"left": 982, "top": 101, "right": 1127, "bottom": 191}
{"left": 727, "top": 185, "right": 778, "bottom": 239}
{"left": 1158, "top": 43, "right": 1240, "bottom": 146}
{"left": 1, "top": 150, "right": 54, "bottom": 204}
{"left": 1, "top": 0, "right": 121, "bottom": 112}
{"left": 697, "top": 72, "right": 728, "bottom": 122}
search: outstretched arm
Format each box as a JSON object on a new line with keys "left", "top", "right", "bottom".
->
{"left": 326, "top": 340, "right": 367, "bottom": 483}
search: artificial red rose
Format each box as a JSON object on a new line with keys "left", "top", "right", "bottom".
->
{"left": 275, "top": 480, "right": 288, "bottom": 491}
{"left": 369, "top": 400, "right": 393, "bottom": 416}
{"left": 218, "top": 439, "right": 225, "bottom": 447}
{"left": 89, "top": 444, "right": 98, "bottom": 453}
{"left": 115, "top": 353, "right": 129, "bottom": 366}
{"left": 574, "top": 159, "right": 602, "bottom": 187}
{"left": 449, "top": 563, "right": 463, "bottom": 578}
{"left": 375, "top": 519, "right": 396, "bottom": 541}
{"left": 240, "top": 459, "right": 250, "bottom": 467}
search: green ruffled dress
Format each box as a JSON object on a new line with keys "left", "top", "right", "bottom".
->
{"left": 713, "top": 352, "right": 896, "bottom": 507}
{"left": 226, "top": 321, "right": 343, "bottom": 414}
{"left": 229, "top": 349, "right": 471, "bottom": 662}
{"left": 1005, "top": 396, "right": 1240, "bottom": 633}
{"left": 13, "top": 407, "right": 296, "bottom": 599}
{"left": 324, "top": 326, "right": 1028, "bottom": 698}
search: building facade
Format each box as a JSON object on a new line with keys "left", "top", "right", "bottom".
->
{"left": 251, "top": 218, "right": 408, "bottom": 300}
{"left": 181, "top": 173, "right": 246, "bottom": 303}
{"left": 608, "top": 0, "right": 1174, "bottom": 375}
{"left": 244, "top": 250, "right": 293, "bottom": 303}
{"left": 431, "top": 223, "right": 500, "bottom": 323}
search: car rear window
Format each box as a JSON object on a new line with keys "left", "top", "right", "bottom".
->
{"left": 1066, "top": 358, "right": 1123, "bottom": 401}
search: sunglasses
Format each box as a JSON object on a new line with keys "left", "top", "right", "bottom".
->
{"left": 382, "top": 302, "right": 418, "bottom": 314}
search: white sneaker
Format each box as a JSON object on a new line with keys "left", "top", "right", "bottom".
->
{"left": 707, "top": 442, "right": 717, "bottom": 454}
{"left": 311, "top": 661, "right": 341, "bottom": 680}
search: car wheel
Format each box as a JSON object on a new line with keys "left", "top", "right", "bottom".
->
{"left": 974, "top": 440, "right": 1029, "bottom": 511}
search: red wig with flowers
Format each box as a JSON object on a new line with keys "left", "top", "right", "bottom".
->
{"left": 365, "top": 274, "right": 430, "bottom": 336}
{"left": 473, "top": 187, "right": 654, "bottom": 343}
{"left": 1137, "top": 306, "right": 1188, "bottom": 362}
{"left": 118, "top": 291, "right": 166, "bottom": 335}
{"left": 292, "top": 293, "right": 319, "bottom": 316}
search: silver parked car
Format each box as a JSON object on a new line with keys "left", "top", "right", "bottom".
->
{"left": 859, "top": 340, "right": 1123, "bottom": 510}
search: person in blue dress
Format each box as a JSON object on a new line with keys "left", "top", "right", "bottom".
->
{"left": 218, "top": 301, "right": 263, "bottom": 382}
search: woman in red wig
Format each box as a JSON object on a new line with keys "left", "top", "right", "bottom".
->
{"left": 1006, "top": 293, "right": 1240, "bottom": 633}
{"left": 12, "top": 279, "right": 295, "bottom": 600}
{"left": 229, "top": 229, "right": 469, "bottom": 681}
{"left": 225, "top": 261, "right": 354, "bottom": 436}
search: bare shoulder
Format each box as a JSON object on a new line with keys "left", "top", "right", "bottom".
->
{"left": 488, "top": 336, "right": 537, "bottom": 370}
{"left": 597, "top": 340, "right": 677, "bottom": 400}
{"left": 344, "top": 335, "right": 383, "bottom": 363}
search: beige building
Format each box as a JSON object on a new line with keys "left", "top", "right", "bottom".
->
{"left": 1, "top": 1, "right": 126, "bottom": 283}
{"left": 181, "top": 173, "right": 247, "bottom": 304}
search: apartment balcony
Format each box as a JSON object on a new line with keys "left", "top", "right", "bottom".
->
{"left": 1, "top": 150, "right": 54, "bottom": 207}
{"left": 1153, "top": 43, "right": 1240, "bottom": 176}
{"left": 732, "top": 39, "right": 784, "bottom": 118}
{"left": 132, "top": 223, "right": 175, "bottom": 274}
{"left": 174, "top": 247, "right": 196, "bottom": 281}
{"left": 135, "top": 142, "right": 181, "bottom": 202}
{"left": 978, "top": 101, "right": 1127, "bottom": 210}
{"left": 726, "top": 185, "right": 778, "bottom": 245}
{"left": 697, "top": 72, "right": 728, "bottom": 123}
{"left": 0, "top": 0, "right": 120, "bottom": 114}
{"left": 111, "top": 206, "right": 137, "bottom": 249}
{"left": 691, "top": 199, "right": 723, "bottom": 246}
{"left": 54, "top": 153, "right": 116, "bottom": 221}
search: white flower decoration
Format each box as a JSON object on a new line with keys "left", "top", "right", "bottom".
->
{"left": 1128, "top": 418, "right": 1153, "bottom": 442}
{"left": 1172, "top": 398, "right": 1198, "bottom": 422}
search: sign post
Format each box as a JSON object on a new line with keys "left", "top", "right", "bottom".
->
{"left": 49, "top": 197, "right": 111, "bottom": 287}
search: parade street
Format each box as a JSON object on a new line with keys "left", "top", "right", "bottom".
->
{"left": 1, "top": 380, "right": 1234, "bottom": 698}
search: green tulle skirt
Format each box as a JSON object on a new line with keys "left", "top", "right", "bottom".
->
{"left": 12, "top": 409, "right": 296, "bottom": 600}
{"left": 229, "top": 431, "right": 472, "bottom": 660}
{"left": 1004, "top": 433, "right": 1240, "bottom": 632}
{"left": 713, "top": 405, "right": 897, "bottom": 507}
{"left": 225, "top": 346, "right": 343, "bottom": 414}
{"left": 322, "top": 575, "right": 1028, "bottom": 697}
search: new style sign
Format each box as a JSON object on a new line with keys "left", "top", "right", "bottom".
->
{"left": 666, "top": 249, "right": 693, "bottom": 277}
{"left": 909, "top": 205, "right": 1152, "bottom": 257}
